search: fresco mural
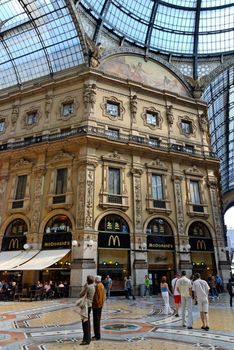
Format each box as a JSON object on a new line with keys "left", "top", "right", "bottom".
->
{"left": 100, "top": 55, "right": 189, "bottom": 97}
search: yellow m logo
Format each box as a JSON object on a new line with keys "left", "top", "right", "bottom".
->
{"left": 197, "top": 239, "right": 206, "bottom": 251}
{"left": 108, "top": 235, "right": 120, "bottom": 247}
{"left": 9, "top": 238, "right": 19, "bottom": 250}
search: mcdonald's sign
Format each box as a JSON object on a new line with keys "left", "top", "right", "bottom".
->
{"left": 189, "top": 237, "right": 213, "bottom": 251}
{"left": 9, "top": 238, "right": 19, "bottom": 250}
{"left": 98, "top": 232, "right": 130, "bottom": 248}
{"left": 197, "top": 239, "right": 206, "bottom": 251}
{"left": 108, "top": 235, "right": 120, "bottom": 247}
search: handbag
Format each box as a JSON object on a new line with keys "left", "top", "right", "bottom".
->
{"left": 75, "top": 294, "right": 87, "bottom": 309}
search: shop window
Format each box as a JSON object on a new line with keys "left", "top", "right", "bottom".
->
{"left": 12, "top": 175, "right": 27, "bottom": 209}
{"left": 45, "top": 215, "right": 72, "bottom": 234}
{"left": 5, "top": 219, "right": 27, "bottom": 237}
{"left": 146, "top": 218, "right": 172, "bottom": 236}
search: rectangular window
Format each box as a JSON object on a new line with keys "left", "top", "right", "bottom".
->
{"left": 107, "top": 128, "right": 119, "bottom": 139}
{"left": 149, "top": 137, "right": 160, "bottom": 147}
{"left": 146, "top": 111, "right": 158, "bottom": 126}
{"left": 185, "top": 144, "right": 195, "bottom": 154}
{"left": 190, "top": 180, "right": 201, "bottom": 204}
{"left": 106, "top": 101, "right": 120, "bottom": 117}
{"left": 152, "top": 174, "right": 163, "bottom": 200}
{"left": 108, "top": 168, "right": 120, "bottom": 194}
{"left": 56, "top": 168, "right": 67, "bottom": 194}
{"left": 0, "top": 120, "right": 5, "bottom": 132}
{"left": 15, "top": 175, "right": 27, "bottom": 200}
{"left": 181, "top": 120, "right": 192, "bottom": 134}
{"left": 27, "top": 112, "right": 37, "bottom": 125}
{"left": 63, "top": 102, "right": 74, "bottom": 117}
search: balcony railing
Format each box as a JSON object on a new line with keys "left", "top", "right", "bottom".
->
{"left": 0, "top": 125, "right": 217, "bottom": 160}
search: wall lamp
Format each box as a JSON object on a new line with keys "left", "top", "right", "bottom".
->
{"left": 139, "top": 242, "right": 147, "bottom": 250}
{"left": 72, "top": 240, "right": 78, "bottom": 247}
{"left": 87, "top": 239, "right": 94, "bottom": 247}
{"left": 23, "top": 243, "right": 31, "bottom": 250}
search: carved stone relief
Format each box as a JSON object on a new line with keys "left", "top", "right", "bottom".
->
{"left": 130, "top": 95, "right": 137, "bottom": 123}
{"left": 31, "top": 166, "right": 46, "bottom": 234}
{"left": 83, "top": 83, "right": 97, "bottom": 111}
{"left": 166, "top": 105, "right": 174, "bottom": 125}
{"left": 131, "top": 168, "right": 143, "bottom": 230}
{"left": 172, "top": 175, "right": 185, "bottom": 236}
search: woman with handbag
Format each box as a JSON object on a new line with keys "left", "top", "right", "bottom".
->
{"left": 78, "top": 275, "right": 95, "bottom": 345}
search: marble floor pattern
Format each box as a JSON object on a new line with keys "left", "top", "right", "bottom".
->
{"left": 0, "top": 294, "right": 233, "bottom": 350}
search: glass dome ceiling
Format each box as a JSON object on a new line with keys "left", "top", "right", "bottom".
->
{"left": 80, "top": 0, "right": 234, "bottom": 57}
{"left": 0, "top": 0, "right": 85, "bottom": 90}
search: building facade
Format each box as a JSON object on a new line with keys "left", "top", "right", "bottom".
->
{"left": 0, "top": 53, "right": 229, "bottom": 295}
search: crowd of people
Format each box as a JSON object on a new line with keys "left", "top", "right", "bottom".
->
{"left": 0, "top": 279, "right": 70, "bottom": 301}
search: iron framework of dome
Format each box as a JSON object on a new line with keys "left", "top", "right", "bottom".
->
{"left": 0, "top": 0, "right": 85, "bottom": 90}
{"left": 79, "top": 0, "right": 234, "bottom": 77}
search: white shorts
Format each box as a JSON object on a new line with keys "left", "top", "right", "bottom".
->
{"left": 197, "top": 299, "right": 209, "bottom": 313}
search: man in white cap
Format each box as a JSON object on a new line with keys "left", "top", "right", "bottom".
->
{"left": 92, "top": 276, "right": 105, "bottom": 341}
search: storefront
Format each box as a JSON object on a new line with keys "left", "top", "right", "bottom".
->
{"left": 147, "top": 218, "right": 175, "bottom": 294}
{"left": 98, "top": 214, "right": 130, "bottom": 292}
{"left": 0, "top": 215, "right": 73, "bottom": 292}
{"left": 189, "top": 221, "right": 216, "bottom": 280}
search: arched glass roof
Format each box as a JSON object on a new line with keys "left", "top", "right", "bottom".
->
{"left": 0, "top": 0, "right": 85, "bottom": 90}
{"left": 80, "top": 0, "right": 234, "bottom": 57}
{"left": 203, "top": 67, "right": 234, "bottom": 194}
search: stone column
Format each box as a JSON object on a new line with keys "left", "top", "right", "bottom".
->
{"left": 207, "top": 179, "right": 230, "bottom": 283}
{"left": 70, "top": 160, "right": 97, "bottom": 296}
{"left": 131, "top": 167, "right": 148, "bottom": 288}
{"left": 30, "top": 165, "right": 46, "bottom": 248}
{"left": 172, "top": 174, "right": 192, "bottom": 272}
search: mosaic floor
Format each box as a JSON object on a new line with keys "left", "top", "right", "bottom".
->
{"left": 0, "top": 293, "right": 233, "bottom": 350}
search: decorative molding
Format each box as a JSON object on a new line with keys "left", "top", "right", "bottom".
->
{"left": 102, "top": 151, "right": 127, "bottom": 165}
{"left": 146, "top": 158, "right": 168, "bottom": 172}
{"left": 51, "top": 150, "right": 74, "bottom": 164}
{"left": 184, "top": 165, "right": 204, "bottom": 177}
{"left": 12, "top": 158, "right": 33, "bottom": 170}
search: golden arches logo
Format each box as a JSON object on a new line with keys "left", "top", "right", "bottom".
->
{"left": 108, "top": 235, "right": 120, "bottom": 247}
{"left": 9, "top": 238, "right": 19, "bottom": 250}
{"left": 197, "top": 239, "right": 206, "bottom": 251}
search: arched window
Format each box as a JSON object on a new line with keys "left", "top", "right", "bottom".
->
{"left": 146, "top": 218, "right": 173, "bottom": 236}
{"left": 5, "top": 219, "right": 27, "bottom": 237}
{"left": 98, "top": 214, "right": 129, "bottom": 233}
{"left": 188, "top": 221, "right": 211, "bottom": 238}
{"left": 45, "top": 215, "right": 72, "bottom": 233}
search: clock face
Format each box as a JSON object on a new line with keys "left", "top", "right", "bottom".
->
{"left": 106, "top": 102, "right": 119, "bottom": 117}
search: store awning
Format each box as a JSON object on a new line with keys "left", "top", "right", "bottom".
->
{"left": 0, "top": 250, "right": 40, "bottom": 271}
{"left": 11, "top": 249, "right": 70, "bottom": 270}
